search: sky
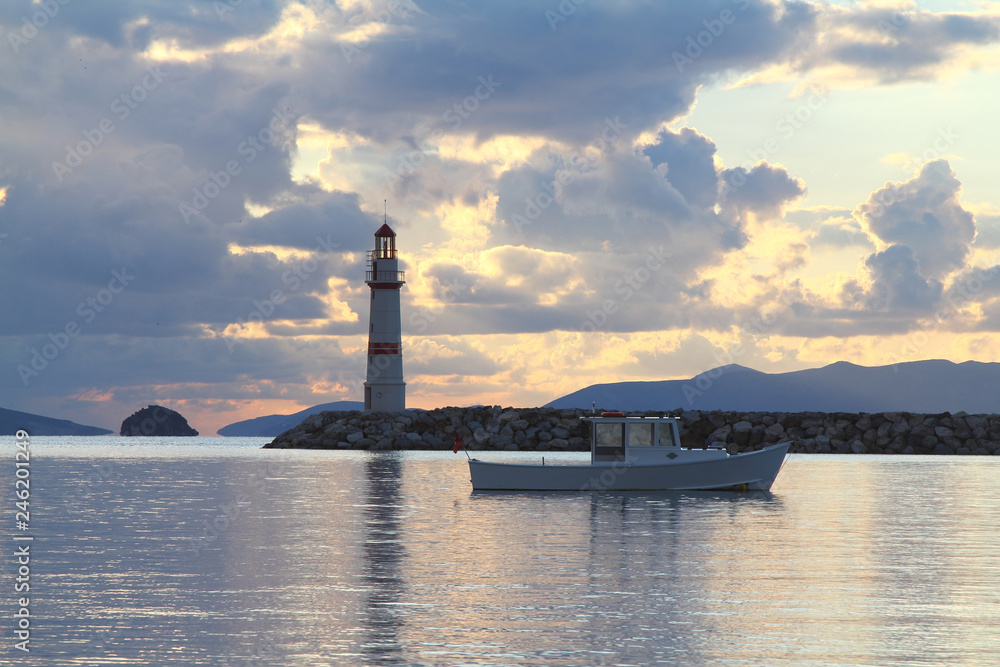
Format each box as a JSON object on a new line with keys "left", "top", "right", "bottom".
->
{"left": 2, "top": 0, "right": 1000, "bottom": 435}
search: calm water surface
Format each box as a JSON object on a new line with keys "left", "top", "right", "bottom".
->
{"left": 4, "top": 436, "right": 999, "bottom": 666}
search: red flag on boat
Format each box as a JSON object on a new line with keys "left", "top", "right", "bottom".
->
{"left": 453, "top": 432, "right": 463, "bottom": 453}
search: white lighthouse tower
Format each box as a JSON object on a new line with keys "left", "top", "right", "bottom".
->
{"left": 363, "top": 222, "right": 406, "bottom": 412}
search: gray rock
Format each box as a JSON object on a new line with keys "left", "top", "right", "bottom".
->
{"left": 966, "top": 415, "right": 989, "bottom": 430}
{"left": 422, "top": 435, "right": 446, "bottom": 450}
{"left": 498, "top": 410, "right": 520, "bottom": 423}
{"left": 681, "top": 410, "right": 702, "bottom": 423}
{"left": 934, "top": 426, "right": 955, "bottom": 438}
{"left": 943, "top": 436, "right": 963, "bottom": 449}
{"left": 491, "top": 434, "right": 514, "bottom": 449}
{"left": 707, "top": 425, "right": 732, "bottom": 445}
{"left": 826, "top": 426, "right": 846, "bottom": 440}
{"left": 732, "top": 421, "right": 753, "bottom": 446}
{"left": 891, "top": 420, "right": 910, "bottom": 436}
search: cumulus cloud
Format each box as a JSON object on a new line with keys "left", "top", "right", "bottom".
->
{"left": 855, "top": 160, "right": 976, "bottom": 279}
{"left": 853, "top": 244, "right": 944, "bottom": 313}
{"left": 720, "top": 162, "right": 806, "bottom": 220}
{"left": 642, "top": 127, "right": 720, "bottom": 210}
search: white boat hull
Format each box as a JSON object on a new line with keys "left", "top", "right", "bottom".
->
{"left": 468, "top": 442, "right": 791, "bottom": 492}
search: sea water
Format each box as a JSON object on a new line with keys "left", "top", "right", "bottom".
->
{"left": 3, "top": 436, "right": 999, "bottom": 666}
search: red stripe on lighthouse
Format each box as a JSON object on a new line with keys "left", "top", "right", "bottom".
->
{"left": 368, "top": 343, "right": 402, "bottom": 355}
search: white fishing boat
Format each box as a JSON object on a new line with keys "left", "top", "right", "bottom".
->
{"left": 468, "top": 413, "right": 790, "bottom": 492}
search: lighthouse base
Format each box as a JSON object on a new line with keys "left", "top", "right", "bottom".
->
{"left": 364, "top": 382, "right": 406, "bottom": 413}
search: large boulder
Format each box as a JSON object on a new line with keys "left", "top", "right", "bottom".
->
{"left": 120, "top": 405, "right": 198, "bottom": 436}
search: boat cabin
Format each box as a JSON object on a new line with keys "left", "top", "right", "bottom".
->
{"left": 582, "top": 413, "right": 726, "bottom": 465}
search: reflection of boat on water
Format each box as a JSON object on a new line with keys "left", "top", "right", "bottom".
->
{"left": 468, "top": 413, "right": 790, "bottom": 492}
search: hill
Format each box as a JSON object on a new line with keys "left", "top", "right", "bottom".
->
{"left": 218, "top": 401, "right": 365, "bottom": 436}
{"left": 0, "top": 407, "right": 113, "bottom": 436}
{"left": 545, "top": 360, "right": 1000, "bottom": 414}
{"left": 120, "top": 405, "right": 199, "bottom": 436}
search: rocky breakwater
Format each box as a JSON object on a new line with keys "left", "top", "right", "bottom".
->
{"left": 683, "top": 410, "right": 1000, "bottom": 455}
{"left": 265, "top": 406, "right": 1000, "bottom": 455}
{"left": 265, "top": 406, "right": 592, "bottom": 451}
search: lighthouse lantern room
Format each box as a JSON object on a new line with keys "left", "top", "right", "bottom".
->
{"left": 363, "top": 222, "right": 406, "bottom": 412}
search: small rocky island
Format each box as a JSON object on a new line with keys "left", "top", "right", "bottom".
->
{"left": 266, "top": 406, "right": 1000, "bottom": 455}
{"left": 120, "top": 405, "right": 198, "bottom": 436}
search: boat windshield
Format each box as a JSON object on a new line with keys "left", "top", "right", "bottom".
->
{"left": 628, "top": 423, "right": 653, "bottom": 447}
{"left": 658, "top": 422, "right": 677, "bottom": 447}
{"left": 594, "top": 422, "right": 625, "bottom": 461}
{"left": 595, "top": 423, "right": 623, "bottom": 447}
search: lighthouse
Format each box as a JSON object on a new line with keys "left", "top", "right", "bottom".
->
{"left": 363, "top": 222, "right": 406, "bottom": 412}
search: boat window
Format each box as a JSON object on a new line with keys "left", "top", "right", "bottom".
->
{"left": 658, "top": 422, "right": 677, "bottom": 447}
{"left": 595, "top": 423, "right": 623, "bottom": 448}
{"left": 628, "top": 423, "right": 652, "bottom": 447}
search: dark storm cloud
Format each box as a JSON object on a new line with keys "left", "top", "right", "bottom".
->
{"left": 296, "top": 0, "right": 818, "bottom": 145}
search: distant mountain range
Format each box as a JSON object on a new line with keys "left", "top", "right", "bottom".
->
{"left": 12, "top": 360, "right": 997, "bottom": 438}
{"left": 545, "top": 360, "right": 1000, "bottom": 414}
{"left": 217, "top": 401, "right": 364, "bottom": 436}
{"left": 0, "top": 407, "right": 112, "bottom": 436}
